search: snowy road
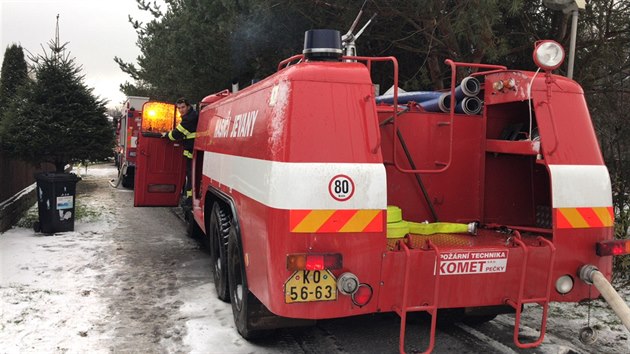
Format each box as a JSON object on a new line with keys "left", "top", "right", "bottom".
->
{"left": 1, "top": 163, "right": 629, "bottom": 353}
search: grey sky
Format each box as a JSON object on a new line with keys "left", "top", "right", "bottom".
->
{"left": 1, "top": 0, "right": 157, "bottom": 110}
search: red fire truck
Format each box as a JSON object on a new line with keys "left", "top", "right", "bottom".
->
{"left": 187, "top": 29, "right": 627, "bottom": 352}
{"left": 115, "top": 96, "right": 148, "bottom": 188}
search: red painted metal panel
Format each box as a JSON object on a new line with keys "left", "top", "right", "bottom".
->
{"left": 134, "top": 135, "right": 186, "bottom": 206}
{"left": 196, "top": 62, "right": 381, "bottom": 164}
{"left": 485, "top": 71, "right": 605, "bottom": 165}
{"left": 195, "top": 62, "right": 388, "bottom": 319}
{"left": 378, "top": 109, "right": 484, "bottom": 224}
{"left": 204, "top": 180, "right": 386, "bottom": 319}
{"left": 134, "top": 102, "right": 187, "bottom": 207}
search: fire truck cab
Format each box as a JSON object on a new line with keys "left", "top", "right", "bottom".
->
{"left": 188, "top": 30, "right": 622, "bottom": 352}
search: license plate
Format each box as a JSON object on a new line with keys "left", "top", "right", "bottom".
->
{"left": 284, "top": 270, "right": 337, "bottom": 303}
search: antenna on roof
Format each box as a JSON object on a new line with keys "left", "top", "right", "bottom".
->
{"left": 341, "top": 1, "right": 377, "bottom": 57}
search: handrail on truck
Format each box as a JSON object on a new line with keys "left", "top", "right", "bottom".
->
{"left": 389, "top": 59, "right": 507, "bottom": 175}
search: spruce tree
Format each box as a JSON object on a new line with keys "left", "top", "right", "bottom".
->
{"left": 0, "top": 40, "right": 114, "bottom": 172}
{"left": 0, "top": 44, "right": 29, "bottom": 120}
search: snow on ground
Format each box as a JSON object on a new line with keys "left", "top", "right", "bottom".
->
{"left": 0, "top": 163, "right": 272, "bottom": 354}
{"left": 1, "top": 166, "right": 118, "bottom": 353}
{"left": 524, "top": 286, "right": 630, "bottom": 353}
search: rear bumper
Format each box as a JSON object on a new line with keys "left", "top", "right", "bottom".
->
{"left": 274, "top": 229, "right": 610, "bottom": 320}
{"left": 376, "top": 228, "right": 610, "bottom": 312}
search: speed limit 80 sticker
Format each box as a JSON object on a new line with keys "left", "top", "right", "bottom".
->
{"left": 328, "top": 174, "right": 355, "bottom": 201}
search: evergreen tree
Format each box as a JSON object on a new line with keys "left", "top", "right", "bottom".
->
{"left": 0, "top": 44, "right": 29, "bottom": 120}
{"left": 0, "top": 40, "right": 114, "bottom": 172}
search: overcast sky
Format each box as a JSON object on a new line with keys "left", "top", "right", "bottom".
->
{"left": 1, "top": 0, "right": 158, "bottom": 110}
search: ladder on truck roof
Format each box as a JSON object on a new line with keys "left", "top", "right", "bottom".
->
{"left": 392, "top": 230, "right": 556, "bottom": 353}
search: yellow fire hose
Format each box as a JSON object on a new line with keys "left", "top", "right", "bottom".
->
{"left": 386, "top": 205, "right": 476, "bottom": 238}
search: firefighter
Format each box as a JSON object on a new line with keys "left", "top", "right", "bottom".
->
{"left": 162, "top": 97, "right": 198, "bottom": 209}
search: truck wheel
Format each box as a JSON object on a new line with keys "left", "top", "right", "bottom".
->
{"left": 209, "top": 203, "right": 230, "bottom": 302}
{"left": 227, "top": 226, "right": 270, "bottom": 339}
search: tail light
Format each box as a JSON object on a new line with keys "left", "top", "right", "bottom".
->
{"left": 351, "top": 284, "right": 373, "bottom": 307}
{"left": 596, "top": 240, "right": 630, "bottom": 256}
{"left": 286, "top": 253, "right": 342, "bottom": 271}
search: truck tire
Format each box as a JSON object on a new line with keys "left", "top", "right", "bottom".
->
{"left": 209, "top": 203, "right": 230, "bottom": 302}
{"left": 227, "top": 226, "right": 271, "bottom": 340}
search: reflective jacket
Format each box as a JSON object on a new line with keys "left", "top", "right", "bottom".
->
{"left": 167, "top": 107, "right": 198, "bottom": 159}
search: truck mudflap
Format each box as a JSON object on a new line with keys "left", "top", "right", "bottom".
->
{"left": 382, "top": 229, "right": 556, "bottom": 353}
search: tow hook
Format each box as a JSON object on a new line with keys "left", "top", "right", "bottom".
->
{"left": 578, "top": 265, "right": 630, "bottom": 335}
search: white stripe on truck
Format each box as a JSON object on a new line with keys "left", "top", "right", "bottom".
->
{"left": 548, "top": 164, "right": 612, "bottom": 208}
{"left": 202, "top": 152, "right": 387, "bottom": 210}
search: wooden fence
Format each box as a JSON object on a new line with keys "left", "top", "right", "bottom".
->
{"left": 0, "top": 152, "right": 56, "bottom": 232}
{"left": 0, "top": 152, "right": 52, "bottom": 202}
